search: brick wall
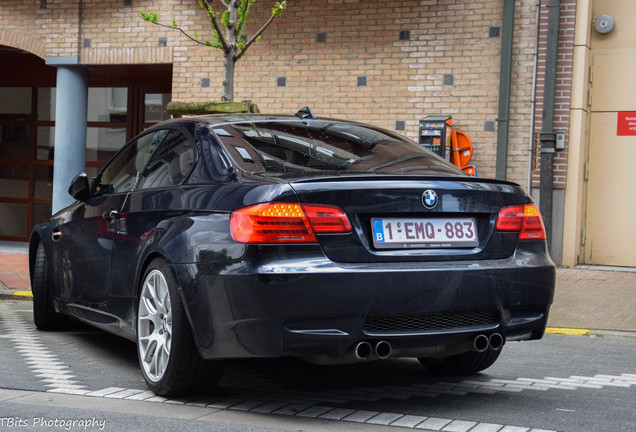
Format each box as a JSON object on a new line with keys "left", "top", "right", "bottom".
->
{"left": 0, "top": 0, "right": 541, "bottom": 186}
{"left": 161, "top": 0, "right": 538, "bottom": 184}
{"left": 0, "top": 1, "right": 48, "bottom": 58}
{"left": 531, "top": 0, "right": 576, "bottom": 189}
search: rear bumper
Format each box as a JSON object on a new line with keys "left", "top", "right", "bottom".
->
{"left": 174, "top": 245, "right": 555, "bottom": 361}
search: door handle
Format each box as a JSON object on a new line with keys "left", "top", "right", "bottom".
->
{"left": 103, "top": 209, "right": 120, "bottom": 220}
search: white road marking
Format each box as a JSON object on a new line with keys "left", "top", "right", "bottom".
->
{"left": 0, "top": 303, "right": 88, "bottom": 394}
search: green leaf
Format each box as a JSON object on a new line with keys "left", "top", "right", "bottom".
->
{"left": 140, "top": 10, "right": 160, "bottom": 24}
{"left": 272, "top": 1, "right": 286, "bottom": 18}
{"left": 212, "top": 30, "right": 223, "bottom": 49}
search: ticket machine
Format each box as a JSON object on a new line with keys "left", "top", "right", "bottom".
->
{"left": 419, "top": 115, "right": 452, "bottom": 162}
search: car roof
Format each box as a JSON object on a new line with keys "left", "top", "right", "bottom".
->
{"left": 155, "top": 113, "right": 367, "bottom": 128}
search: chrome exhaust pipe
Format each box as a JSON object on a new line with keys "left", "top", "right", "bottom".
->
{"left": 473, "top": 334, "right": 489, "bottom": 352}
{"left": 489, "top": 333, "right": 505, "bottom": 351}
{"left": 355, "top": 341, "right": 373, "bottom": 360}
{"left": 375, "top": 341, "right": 392, "bottom": 360}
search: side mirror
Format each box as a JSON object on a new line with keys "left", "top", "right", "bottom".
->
{"left": 68, "top": 172, "right": 90, "bottom": 202}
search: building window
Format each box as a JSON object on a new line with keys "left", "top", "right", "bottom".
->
{"left": 0, "top": 87, "right": 53, "bottom": 240}
{"left": 0, "top": 87, "right": 32, "bottom": 115}
{"left": 144, "top": 93, "right": 171, "bottom": 124}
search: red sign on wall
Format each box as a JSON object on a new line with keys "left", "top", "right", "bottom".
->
{"left": 617, "top": 112, "right": 636, "bottom": 136}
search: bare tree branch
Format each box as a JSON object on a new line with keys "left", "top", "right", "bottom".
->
{"left": 199, "top": 0, "right": 231, "bottom": 52}
{"left": 209, "top": 13, "right": 231, "bottom": 52}
{"left": 202, "top": 0, "right": 230, "bottom": 11}
{"left": 234, "top": 13, "right": 275, "bottom": 61}
{"left": 143, "top": 20, "right": 210, "bottom": 47}
{"left": 142, "top": 1, "right": 285, "bottom": 101}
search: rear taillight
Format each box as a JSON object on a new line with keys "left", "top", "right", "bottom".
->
{"left": 230, "top": 203, "right": 352, "bottom": 244}
{"left": 495, "top": 203, "right": 546, "bottom": 241}
{"left": 303, "top": 204, "right": 352, "bottom": 234}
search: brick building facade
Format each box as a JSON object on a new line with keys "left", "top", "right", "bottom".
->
{"left": 4, "top": 0, "right": 630, "bottom": 268}
{"left": 2, "top": 0, "right": 544, "bottom": 180}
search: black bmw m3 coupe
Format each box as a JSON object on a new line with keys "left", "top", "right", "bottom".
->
{"left": 29, "top": 112, "right": 555, "bottom": 396}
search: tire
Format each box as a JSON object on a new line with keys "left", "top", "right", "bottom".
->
{"left": 32, "top": 243, "right": 65, "bottom": 330}
{"left": 418, "top": 348, "right": 502, "bottom": 376}
{"left": 137, "top": 258, "right": 224, "bottom": 396}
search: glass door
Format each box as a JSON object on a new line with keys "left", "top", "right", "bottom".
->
{"left": 0, "top": 85, "right": 171, "bottom": 241}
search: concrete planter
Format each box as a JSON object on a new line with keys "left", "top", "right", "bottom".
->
{"left": 166, "top": 101, "right": 260, "bottom": 116}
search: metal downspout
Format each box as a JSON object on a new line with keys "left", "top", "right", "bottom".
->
{"left": 539, "top": 0, "right": 561, "bottom": 248}
{"left": 495, "top": 0, "right": 515, "bottom": 180}
{"left": 528, "top": 1, "right": 541, "bottom": 192}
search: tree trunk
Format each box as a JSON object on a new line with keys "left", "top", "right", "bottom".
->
{"left": 223, "top": 49, "right": 235, "bottom": 102}
{"left": 222, "top": 2, "right": 240, "bottom": 102}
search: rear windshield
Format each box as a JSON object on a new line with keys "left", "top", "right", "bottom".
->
{"left": 212, "top": 120, "right": 460, "bottom": 177}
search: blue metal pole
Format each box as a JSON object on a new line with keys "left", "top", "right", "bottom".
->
{"left": 51, "top": 66, "right": 88, "bottom": 213}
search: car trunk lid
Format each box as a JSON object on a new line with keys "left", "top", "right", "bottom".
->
{"left": 289, "top": 176, "right": 529, "bottom": 263}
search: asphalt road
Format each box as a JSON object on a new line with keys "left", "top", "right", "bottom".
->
{"left": 1, "top": 299, "right": 635, "bottom": 432}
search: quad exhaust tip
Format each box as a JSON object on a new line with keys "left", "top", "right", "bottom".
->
{"left": 474, "top": 333, "right": 505, "bottom": 352}
{"left": 354, "top": 341, "right": 393, "bottom": 360}
{"left": 355, "top": 334, "right": 502, "bottom": 361}
{"left": 489, "top": 333, "right": 504, "bottom": 350}
{"left": 474, "top": 334, "right": 489, "bottom": 352}
{"left": 355, "top": 341, "right": 373, "bottom": 360}
{"left": 375, "top": 340, "right": 392, "bottom": 360}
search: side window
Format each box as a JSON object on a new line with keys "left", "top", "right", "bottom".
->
{"left": 137, "top": 130, "right": 195, "bottom": 190}
{"left": 94, "top": 130, "right": 164, "bottom": 196}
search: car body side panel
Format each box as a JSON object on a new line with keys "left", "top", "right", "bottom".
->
{"left": 100, "top": 182, "right": 298, "bottom": 338}
{"left": 44, "top": 193, "right": 128, "bottom": 304}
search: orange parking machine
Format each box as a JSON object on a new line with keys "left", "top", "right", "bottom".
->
{"left": 419, "top": 115, "right": 453, "bottom": 162}
{"left": 419, "top": 115, "right": 476, "bottom": 176}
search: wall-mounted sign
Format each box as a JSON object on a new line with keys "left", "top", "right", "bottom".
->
{"left": 617, "top": 112, "right": 636, "bottom": 136}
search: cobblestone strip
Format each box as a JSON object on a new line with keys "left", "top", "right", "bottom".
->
{"left": 39, "top": 370, "right": 635, "bottom": 431}
{"left": 0, "top": 303, "right": 88, "bottom": 394}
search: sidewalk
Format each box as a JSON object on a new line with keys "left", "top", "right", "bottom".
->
{"left": 549, "top": 266, "right": 636, "bottom": 333}
{"left": 0, "top": 242, "right": 30, "bottom": 299}
{"left": 1, "top": 242, "right": 635, "bottom": 333}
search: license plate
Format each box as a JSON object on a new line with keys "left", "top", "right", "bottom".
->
{"left": 371, "top": 217, "right": 478, "bottom": 249}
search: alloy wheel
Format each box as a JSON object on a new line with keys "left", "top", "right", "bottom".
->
{"left": 138, "top": 269, "right": 173, "bottom": 382}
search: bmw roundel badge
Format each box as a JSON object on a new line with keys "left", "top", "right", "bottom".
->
{"left": 422, "top": 189, "right": 438, "bottom": 209}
